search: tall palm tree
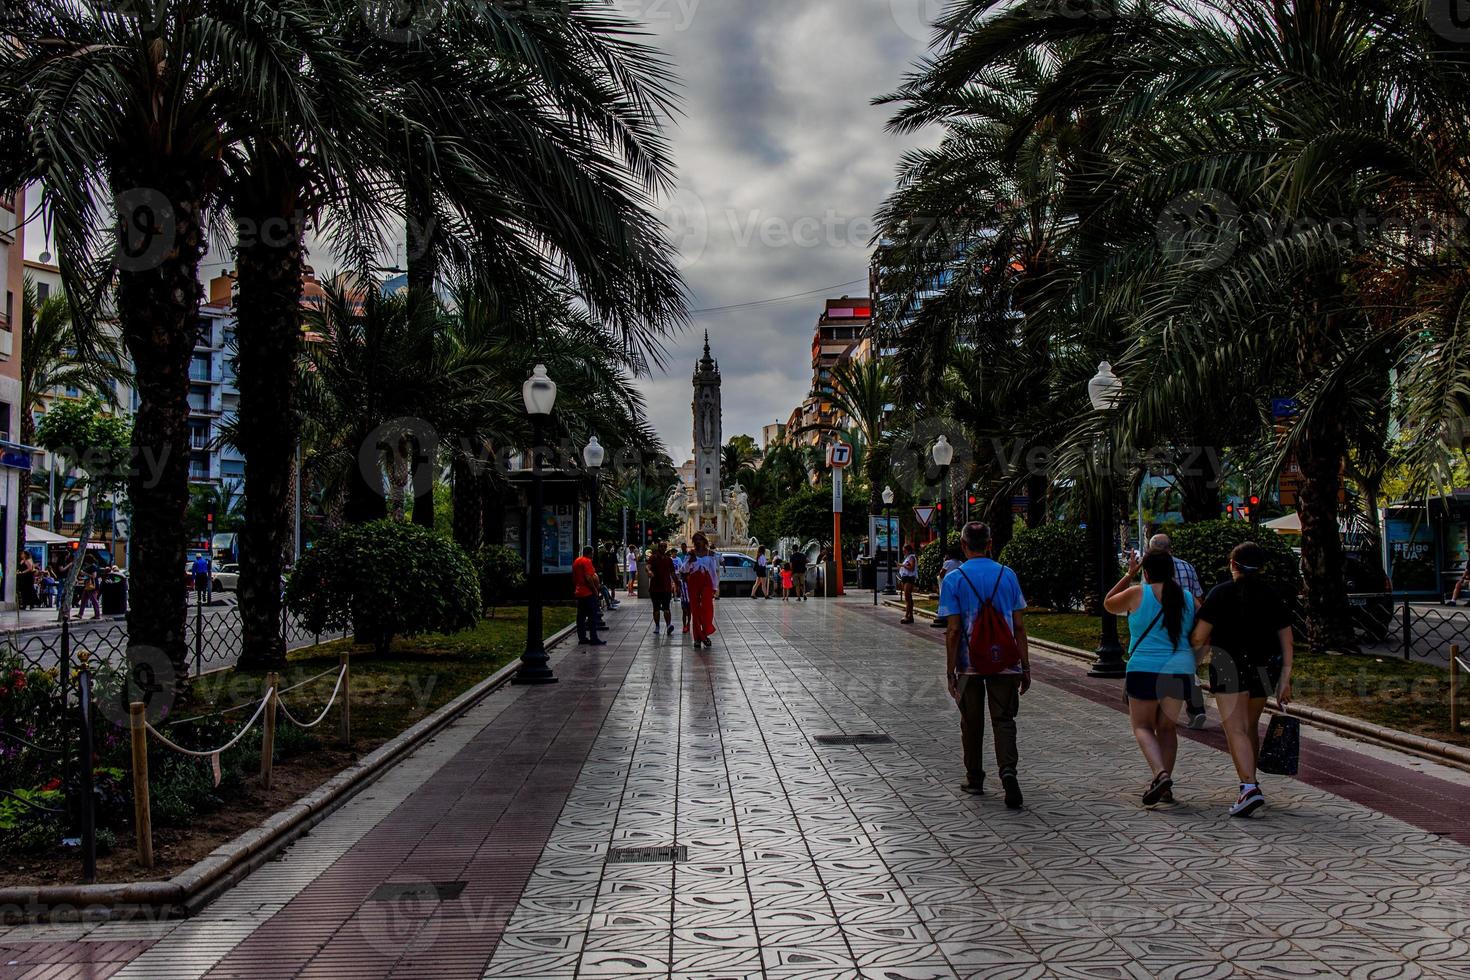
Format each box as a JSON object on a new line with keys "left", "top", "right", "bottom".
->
{"left": 825, "top": 359, "right": 893, "bottom": 514}
{"left": 18, "top": 280, "right": 130, "bottom": 448}
{"left": 1, "top": 0, "right": 372, "bottom": 679}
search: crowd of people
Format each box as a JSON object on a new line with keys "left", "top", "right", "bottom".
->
{"left": 572, "top": 533, "right": 725, "bottom": 648}
{"left": 932, "top": 522, "right": 1293, "bottom": 819}
{"left": 14, "top": 550, "right": 117, "bottom": 618}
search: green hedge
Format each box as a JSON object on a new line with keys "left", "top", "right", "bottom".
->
{"left": 287, "top": 520, "right": 480, "bottom": 653}
{"left": 1165, "top": 520, "right": 1300, "bottom": 599}
{"left": 998, "top": 523, "right": 1090, "bottom": 610}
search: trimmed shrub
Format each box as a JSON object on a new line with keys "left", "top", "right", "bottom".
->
{"left": 998, "top": 523, "right": 1090, "bottom": 610}
{"left": 286, "top": 520, "right": 480, "bottom": 654}
{"left": 477, "top": 544, "right": 526, "bottom": 610}
{"left": 1165, "top": 520, "right": 1300, "bottom": 599}
{"left": 917, "top": 532, "right": 959, "bottom": 592}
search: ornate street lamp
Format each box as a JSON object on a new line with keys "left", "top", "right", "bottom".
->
{"left": 931, "top": 436, "right": 954, "bottom": 627}
{"left": 1087, "top": 361, "right": 1126, "bottom": 678}
{"left": 516, "top": 365, "right": 558, "bottom": 685}
{"left": 882, "top": 485, "right": 897, "bottom": 596}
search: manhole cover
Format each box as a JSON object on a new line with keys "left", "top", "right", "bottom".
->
{"left": 368, "top": 881, "right": 466, "bottom": 902}
{"left": 813, "top": 734, "right": 894, "bottom": 746}
{"left": 606, "top": 846, "right": 687, "bottom": 865}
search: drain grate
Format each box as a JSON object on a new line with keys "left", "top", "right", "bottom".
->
{"left": 606, "top": 846, "right": 687, "bottom": 865}
{"left": 369, "top": 881, "right": 466, "bottom": 902}
{"left": 814, "top": 734, "right": 894, "bottom": 746}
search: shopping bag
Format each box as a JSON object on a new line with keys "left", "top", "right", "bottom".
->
{"left": 1258, "top": 714, "right": 1300, "bottom": 776}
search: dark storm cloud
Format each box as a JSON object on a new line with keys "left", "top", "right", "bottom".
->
{"left": 634, "top": 0, "right": 936, "bottom": 464}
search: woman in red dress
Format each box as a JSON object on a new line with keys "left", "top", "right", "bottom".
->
{"left": 685, "top": 532, "right": 720, "bottom": 648}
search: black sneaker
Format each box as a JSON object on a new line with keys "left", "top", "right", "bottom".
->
{"left": 1001, "top": 773, "right": 1023, "bottom": 810}
{"left": 960, "top": 778, "right": 984, "bottom": 795}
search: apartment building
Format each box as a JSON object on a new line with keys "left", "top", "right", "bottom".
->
{"left": 0, "top": 188, "right": 28, "bottom": 606}
{"left": 789, "top": 296, "right": 871, "bottom": 447}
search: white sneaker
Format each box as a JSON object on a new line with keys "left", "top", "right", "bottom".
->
{"left": 1187, "top": 712, "right": 1208, "bottom": 730}
{"left": 1229, "top": 785, "right": 1265, "bottom": 818}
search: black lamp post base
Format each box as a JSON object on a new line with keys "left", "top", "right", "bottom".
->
{"left": 1087, "top": 645, "right": 1127, "bottom": 679}
{"left": 513, "top": 652, "right": 558, "bottom": 685}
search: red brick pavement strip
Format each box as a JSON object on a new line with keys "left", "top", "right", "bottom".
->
{"left": 857, "top": 601, "right": 1470, "bottom": 847}
{"left": 0, "top": 940, "right": 154, "bottom": 980}
{"left": 188, "top": 636, "right": 642, "bottom": 980}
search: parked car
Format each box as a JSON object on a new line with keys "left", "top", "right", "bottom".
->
{"left": 1343, "top": 553, "right": 1394, "bottom": 643}
{"left": 212, "top": 563, "right": 240, "bottom": 593}
{"left": 718, "top": 552, "right": 758, "bottom": 596}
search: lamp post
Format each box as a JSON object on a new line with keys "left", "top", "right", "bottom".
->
{"left": 930, "top": 436, "right": 954, "bottom": 628}
{"left": 1087, "top": 361, "right": 1127, "bottom": 678}
{"left": 882, "top": 486, "right": 897, "bottom": 595}
{"left": 515, "top": 364, "right": 558, "bottom": 686}
{"left": 583, "top": 436, "right": 606, "bottom": 628}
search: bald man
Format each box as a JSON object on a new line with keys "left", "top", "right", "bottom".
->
{"left": 1148, "top": 533, "right": 1208, "bottom": 729}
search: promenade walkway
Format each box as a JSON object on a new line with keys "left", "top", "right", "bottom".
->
{"left": 3, "top": 596, "right": 1469, "bottom": 979}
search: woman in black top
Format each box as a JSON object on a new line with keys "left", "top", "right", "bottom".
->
{"left": 1190, "top": 542, "right": 1294, "bottom": 818}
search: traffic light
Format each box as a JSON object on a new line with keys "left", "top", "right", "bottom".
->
{"left": 205, "top": 511, "right": 215, "bottom": 535}
{"left": 1226, "top": 503, "right": 1235, "bottom": 518}
{"left": 1248, "top": 494, "right": 1261, "bottom": 525}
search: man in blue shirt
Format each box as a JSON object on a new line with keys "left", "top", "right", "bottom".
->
{"left": 191, "top": 553, "right": 212, "bottom": 603}
{"left": 937, "top": 522, "right": 1031, "bottom": 809}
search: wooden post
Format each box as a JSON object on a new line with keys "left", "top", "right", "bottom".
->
{"left": 260, "top": 672, "right": 278, "bottom": 789}
{"left": 338, "top": 653, "right": 352, "bottom": 747}
{"left": 128, "top": 702, "right": 153, "bottom": 868}
{"left": 1452, "top": 645, "right": 1461, "bottom": 734}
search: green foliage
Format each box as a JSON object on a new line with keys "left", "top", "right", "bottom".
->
{"left": 998, "top": 524, "right": 1091, "bottom": 611}
{"left": 477, "top": 544, "right": 526, "bottom": 608}
{"left": 35, "top": 396, "right": 132, "bottom": 492}
{"left": 1167, "top": 521, "right": 1300, "bottom": 599}
{"left": 286, "top": 521, "right": 480, "bottom": 654}
{"left": 759, "top": 483, "right": 869, "bottom": 551}
{"left": 918, "top": 531, "right": 959, "bottom": 592}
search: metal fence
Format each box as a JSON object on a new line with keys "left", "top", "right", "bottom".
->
{"left": 1295, "top": 594, "right": 1470, "bottom": 666}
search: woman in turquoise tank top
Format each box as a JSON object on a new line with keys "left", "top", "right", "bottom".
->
{"left": 1104, "top": 550, "right": 1200, "bottom": 807}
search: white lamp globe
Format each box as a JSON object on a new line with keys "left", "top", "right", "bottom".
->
{"left": 931, "top": 435, "right": 954, "bottom": 468}
{"left": 1088, "top": 361, "right": 1123, "bottom": 412}
{"left": 882, "top": 485, "right": 895, "bottom": 506}
{"left": 583, "top": 435, "right": 605, "bottom": 470}
{"left": 522, "top": 364, "right": 557, "bottom": 416}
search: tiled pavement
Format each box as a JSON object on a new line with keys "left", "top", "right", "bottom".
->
{"left": 4, "top": 596, "right": 1470, "bottom": 979}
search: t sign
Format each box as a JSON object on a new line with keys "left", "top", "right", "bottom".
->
{"left": 827, "top": 442, "right": 853, "bottom": 469}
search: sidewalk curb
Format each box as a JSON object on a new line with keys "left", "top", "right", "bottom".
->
{"left": 0, "top": 620, "right": 580, "bottom": 924}
{"left": 875, "top": 596, "right": 1470, "bottom": 775}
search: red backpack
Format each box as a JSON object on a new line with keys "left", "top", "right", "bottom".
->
{"left": 957, "top": 568, "right": 1021, "bottom": 676}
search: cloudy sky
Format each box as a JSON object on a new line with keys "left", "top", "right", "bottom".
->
{"left": 635, "top": 0, "right": 938, "bottom": 463}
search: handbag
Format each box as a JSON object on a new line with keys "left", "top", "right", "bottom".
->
{"left": 1258, "top": 713, "right": 1301, "bottom": 776}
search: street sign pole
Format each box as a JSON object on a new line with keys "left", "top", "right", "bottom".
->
{"left": 832, "top": 466, "right": 844, "bottom": 597}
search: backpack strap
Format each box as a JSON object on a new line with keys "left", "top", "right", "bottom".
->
{"left": 1128, "top": 610, "right": 1166, "bottom": 657}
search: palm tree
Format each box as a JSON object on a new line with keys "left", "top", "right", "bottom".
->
{"left": 825, "top": 360, "right": 893, "bottom": 513}
{"left": 19, "top": 280, "right": 130, "bottom": 448}
{"left": 1, "top": 0, "right": 375, "bottom": 679}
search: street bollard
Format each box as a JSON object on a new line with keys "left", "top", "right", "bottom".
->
{"left": 128, "top": 702, "right": 153, "bottom": 868}
{"left": 79, "top": 668, "right": 96, "bottom": 883}
{"left": 260, "top": 672, "right": 278, "bottom": 789}
{"left": 339, "top": 654, "right": 352, "bottom": 747}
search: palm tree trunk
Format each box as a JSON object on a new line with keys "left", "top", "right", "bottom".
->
{"left": 1176, "top": 463, "right": 1222, "bottom": 523}
{"left": 1298, "top": 314, "right": 1356, "bottom": 653}
{"left": 233, "top": 203, "right": 304, "bottom": 671}
{"left": 346, "top": 437, "right": 387, "bottom": 523}
{"left": 451, "top": 455, "right": 483, "bottom": 552}
{"left": 411, "top": 435, "right": 435, "bottom": 528}
{"left": 114, "top": 176, "right": 205, "bottom": 683}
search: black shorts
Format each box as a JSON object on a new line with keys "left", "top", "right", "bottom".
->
{"left": 1125, "top": 671, "right": 1195, "bottom": 702}
{"left": 1209, "top": 651, "right": 1282, "bottom": 699}
{"left": 652, "top": 592, "right": 672, "bottom": 614}
{"left": 755, "top": 566, "right": 767, "bottom": 578}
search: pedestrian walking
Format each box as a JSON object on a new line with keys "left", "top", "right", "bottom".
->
{"left": 41, "top": 567, "right": 58, "bottom": 608}
{"left": 624, "top": 544, "right": 638, "bottom": 595}
{"left": 938, "top": 522, "right": 1030, "bottom": 809}
{"left": 677, "top": 543, "right": 694, "bottom": 633}
{"left": 685, "top": 532, "right": 720, "bottom": 647}
{"left": 16, "top": 552, "right": 36, "bottom": 610}
{"left": 648, "top": 541, "right": 677, "bottom": 635}
{"left": 1447, "top": 564, "right": 1470, "bottom": 605}
{"left": 191, "top": 553, "right": 212, "bottom": 603}
{"left": 573, "top": 546, "right": 606, "bottom": 646}
{"left": 789, "top": 548, "right": 809, "bottom": 601}
{"left": 1105, "top": 550, "right": 1200, "bottom": 807}
{"left": 1148, "top": 533, "right": 1209, "bottom": 729}
{"left": 77, "top": 561, "right": 102, "bottom": 619}
{"left": 898, "top": 544, "right": 918, "bottom": 623}
{"left": 753, "top": 546, "right": 770, "bottom": 598}
{"left": 598, "top": 544, "right": 621, "bottom": 610}
{"left": 1190, "top": 542, "right": 1295, "bottom": 818}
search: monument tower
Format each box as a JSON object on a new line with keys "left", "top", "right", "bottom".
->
{"left": 693, "top": 331, "right": 722, "bottom": 530}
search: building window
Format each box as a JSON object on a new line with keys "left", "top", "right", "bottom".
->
{"left": 29, "top": 498, "right": 44, "bottom": 522}
{"left": 36, "top": 282, "right": 49, "bottom": 302}
{"left": 0, "top": 402, "right": 10, "bottom": 442}
{"left": 62, "top": 500, "right": 76, "bottom": 523}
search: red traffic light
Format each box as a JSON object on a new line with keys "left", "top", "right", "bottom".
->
{"left": 935, "top": 503, "right": 943, "bottom": 511}
{"left": 968, "top": 495, "right": 978, "bottom": 506}
{"left": 1226, "top": 503, "right": 1235, "bottom": 515}
{"left": 1249, "top": 495, "right": 1260, "bottom": 507}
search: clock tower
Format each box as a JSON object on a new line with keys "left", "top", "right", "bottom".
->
{"left": 692, "top": 332, "right": 722, "bottom": 532}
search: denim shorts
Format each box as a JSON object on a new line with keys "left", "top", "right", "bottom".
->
{"left": 1125, "top": 671, "right": 1195, "bottom": 702}
{"left": 1209, "top": 651, "right": 1282, "bottom": 699}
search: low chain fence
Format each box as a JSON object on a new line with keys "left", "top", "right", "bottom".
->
{"left": 1, "top": 598, "right": 352, "bottom": 884}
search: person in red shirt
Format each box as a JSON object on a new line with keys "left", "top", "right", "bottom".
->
{"left": 573, "top": 546, "right": 606, "bottom": 646}
{"left": 648, "top": 541, "right": 677, "bottom": 635}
